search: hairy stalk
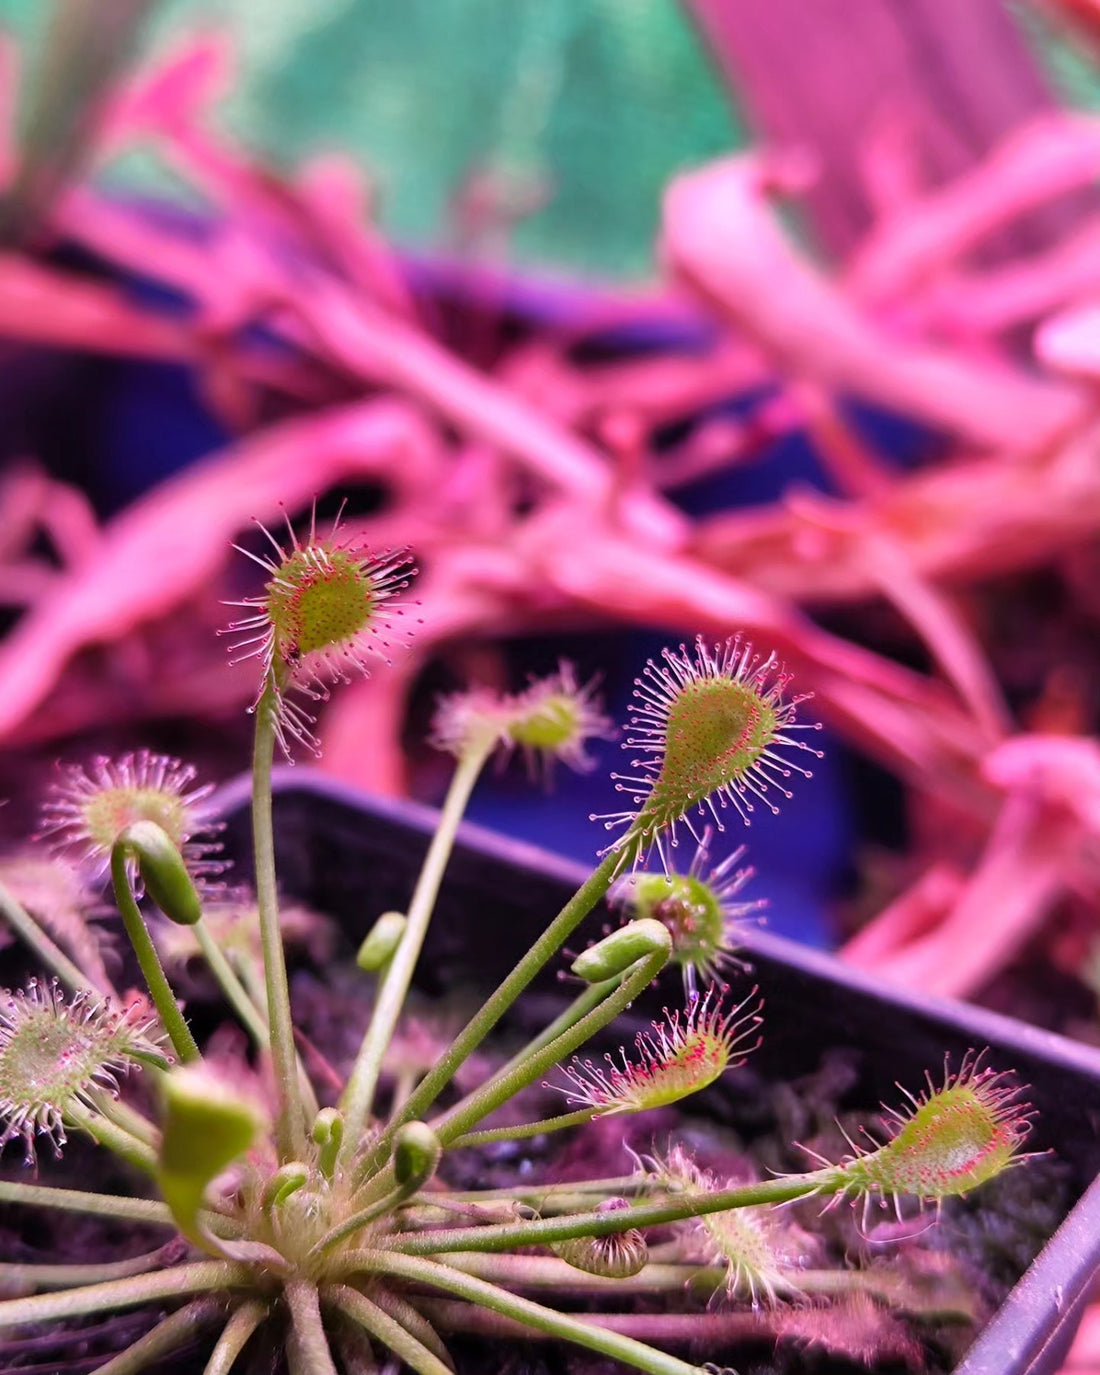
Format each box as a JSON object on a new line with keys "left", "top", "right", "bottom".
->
{"left": 193, "top": 919, "right": 270, "bottom": 1048}
{"left": 87, "top": 1087, "right": 159, "bottom": 1149}
{"left": 110, "top": 846, "right": 200, "bottom": 1064}
{"left": 193, "top": 1224, "right": 290, "bottom": 1273}
{"left": 0, "top": 1178, "right": 244, "bottom": 1241}
{"left": 325, "top": 1283, "right": 452, "bottom": 1375}
{"left": 95, "top": 1295, "right": 228, "bottom": 1375}
{"left": 340, "top": 735, "right": 495, "bottom": 1167}
{"left": 398, "top": 1199, "right": 531, "bottom": 1229}
{"left": 382, "top": 848, "right": 623, "bottom": 1145}
{"left": 202, "top": 1299, "right": 268, "bottom": 1375}
{"left": 389, "top": 1170, "right": 835, "bottom": 1254}
{"left": 328, "top": 1322, "right": 379, "bottom": 1375}
{"left": 0, "top": 1178, "right": 176, "bottom": 1225}
{"left": 0, "top": 879, "right": 104, "bottom": 996}
{"left": 431, "top": 940, "right": 669, "bottom": 1144}
{"left": 369, "top": 1289, "right": 455, "bottom": 1369}
{"left": 439, "top": 1251, "right": 968, "bottom": 1313}
{"left": 0, "top": 1242, "right": 184, "bottom": 1291}
{"left": 285, "top": 1278, "right": 338, "bottom": 1375}
{"left": 417, "top": 1299, "right": 782, "bottom": 1344}
{"left": 791, "top": 1266, "right": 977, "bottom": 1318}
{"left": 193, "top": 917, "right": 320, "bottom": 1119}
{"left": 449, "top": 1107, "right": 596, "bottom": 1148}
{"left": 489, "top": 976, "right": 617, "bottom": 1083}
{"left": 344, "top": 1252, "right": 704, "bottom": 1375}
{"left": 252, "top": 675, "right": 306, "bottom": 1160}
{"left": 431, "top": 975, "right": 618, "bottom": 1144}
{"left": 0, "top": 1260, "right": 245, "bottom": 1327}
{"left": 445, "top": 1253, "right": 718, "bottom": 1293}
{"left": 401, "top": 1178, "right": 642, "bottom": 1228}
{"left": 233, "top": 951, "right": 268, "bottom": 1014}
{"left": 433, "top": 1175, "right": 641, "bottom": 1206}
{"left": 67, "top": 1100, "right": 158, "bottom": 1174}
{"left": 391, "top": 1067, "right": 418, "bottom": 1113}
{"left": 127, "top": 1045, "right": 173, "bottom": 1073}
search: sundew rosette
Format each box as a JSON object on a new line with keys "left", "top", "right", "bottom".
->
{"left": 595, "top": 635, "right": 823, "bottom": 868}
{"left": 226, "top": 506, "right": 417, "bottom": 756}
{"left": 0, "top": 474, "right": 1048, "bottom": 1375}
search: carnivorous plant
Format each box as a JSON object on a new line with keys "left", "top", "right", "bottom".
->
{"left": 0, "top": 509, "right": 1035, "bottom": 1374}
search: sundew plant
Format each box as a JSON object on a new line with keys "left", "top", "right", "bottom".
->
{"left": 0, "top": 509, "right": 1035, "bottom": 1375}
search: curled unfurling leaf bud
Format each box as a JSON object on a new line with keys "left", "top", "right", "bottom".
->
{"left": 263, "top": 1161, "right": 309, "bottom": 1209}
{"left": 393, "top": 1120, "right": 442, "bottom": 1190}
{"left": 118, "top": 821, "right": 203, "bottom": 926}
{"left": 357, "top": 911, "right": 407, "bottom": 972}
{"left": 311, "top": 1107, "right": 343, "bottom": 1178}
{"left": 571, "top": 918, "right": 670, "bottom": 983}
